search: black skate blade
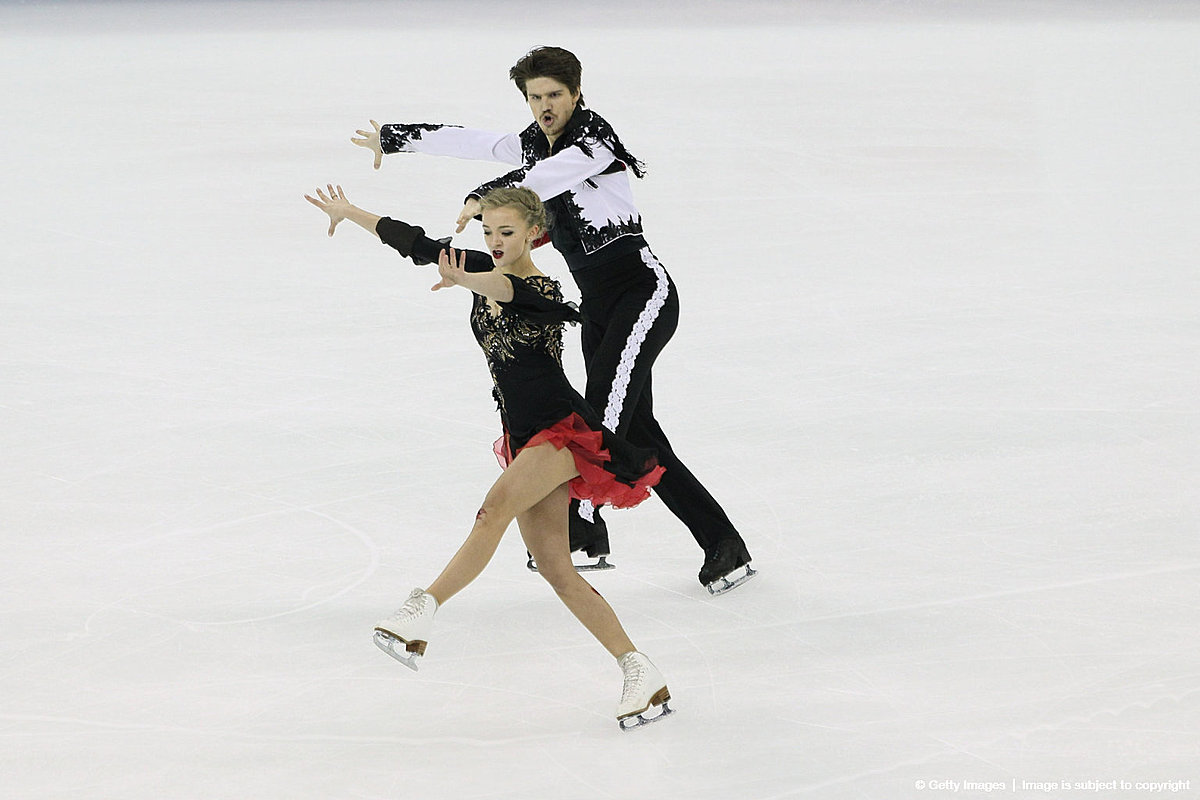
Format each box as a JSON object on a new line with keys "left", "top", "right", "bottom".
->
{"left": 527, "top": 554, "right": 616, "bottom": 573}
{"left": 373, "top": 630, "right": 421, "bottom": 672}
{"left": 618, "top": 701, "right": 674, "bottom": 731}
{"left": 575, "top": 555, "right": 615, "bottom": 572}
{"left": 706, "top": 564, "right": 757, "bottom": 596}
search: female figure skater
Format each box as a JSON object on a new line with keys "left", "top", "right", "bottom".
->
{"left": 304, "top": 183, "right": 672, "bottom": 730}
{"left": 351, "top": 46, "right": 755, "bottom": 594}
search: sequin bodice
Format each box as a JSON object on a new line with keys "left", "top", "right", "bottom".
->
{"left": 471, "top": 276, "right": 565, "bottom": 367}
{"left": 469, "top": 275, "right": 570, "bottom": 422}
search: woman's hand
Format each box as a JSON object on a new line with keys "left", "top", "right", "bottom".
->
{"left": 432, "top": 249, "right": 515, "bottom": 302}
{"left": 351, "top": 120, "right": 384, "bottom": 170}
{"left": 432, "top": 247, "right": 469, "bottom": 291}
{"left": 304, "top": 184, "right": 352, "bottom": 236}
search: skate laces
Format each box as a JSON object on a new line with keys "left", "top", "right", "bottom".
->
{"left": 619, "top": 653, "right": 647, "bottom": 702}
{"left": 387, "top": 588, "right": 430, "bottom": 622}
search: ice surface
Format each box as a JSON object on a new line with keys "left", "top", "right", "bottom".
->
{"left": 2, "top": 2, "right": 1198, "bottom": 798}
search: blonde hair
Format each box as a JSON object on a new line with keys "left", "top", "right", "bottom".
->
{"left": 480, "top": 187, "right": 547, "bottom": 232}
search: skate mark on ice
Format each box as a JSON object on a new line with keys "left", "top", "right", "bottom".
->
{"left": 0, "top": 711, "right": 560, "bottom": 747}
{"left": 785, "top": 683, "right": 1200, "bottom": 796}
{"left": 80, "top": 503, "right": 381, "bottom": 632}
{"left": 794, "top": 561, "right": 1200, "bottom": 626}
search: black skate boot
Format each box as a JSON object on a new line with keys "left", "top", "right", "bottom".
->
{"left": 699, "top": 538, "right": 756, "bottom": 595}
{"left": 528, "top": 502, "right": 615, "bottom": 572}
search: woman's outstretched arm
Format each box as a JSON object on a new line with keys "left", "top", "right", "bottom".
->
{"left": 305, "top": 184, "right": 490, "bottom": 271}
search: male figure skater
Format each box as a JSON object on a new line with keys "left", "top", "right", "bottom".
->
{"left": 353, "top": 47, "right": 755, "bottom": 594}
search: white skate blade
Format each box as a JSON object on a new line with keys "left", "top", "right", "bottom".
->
{"left": 618, "top": 700, "right": 675, "bottom": 731}
{"left": 706, "top": 563, "right": 757, "bottom": 596}
{"left": 373, "top": 630, "right": 422, "bottom": 672}
{"left": 527, "top": 554, "right": 616, "bottom": 573}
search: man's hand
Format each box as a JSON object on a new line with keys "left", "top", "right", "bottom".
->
{"left": 455, "top": 197, "right": 482, "bottom": 233}
{"left": 351, "top": 120, "right": 384, "bottom": 170}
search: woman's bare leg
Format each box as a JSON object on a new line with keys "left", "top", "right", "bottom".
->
{"left": 426, "top": 442, "right": 578, "bottom": 605}
{"left": 518, "top": 483, "right": 636, "bottom": 658}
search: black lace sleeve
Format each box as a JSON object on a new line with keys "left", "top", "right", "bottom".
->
{"left": 471, "top": 166, "right": 529, "bottom": 201}
{"left": 376, "top": 217, "right": 492, "bottom": 272}
{"left": 379, "top": 123, "right": 458, "bottom": 153}
{"left": 499, "top": 275, "right": 581, "bottom": 324}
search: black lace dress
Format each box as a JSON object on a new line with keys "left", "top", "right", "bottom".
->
{"left": 376, "top": 217, "right": 664, "bottom": 508}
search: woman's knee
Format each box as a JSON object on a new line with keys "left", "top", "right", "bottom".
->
{"left": 525, "top": 538, "right": 576, "bottom": 593}
{"left": 536, "top": 561, "right": 580, "bottom": 595}
{"left": 476, "top": 484, "right": 512, "bottom": 530}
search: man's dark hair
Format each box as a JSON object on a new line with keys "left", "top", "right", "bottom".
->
{"left": 509, "top": 46, "right": 586, "bottom": 108}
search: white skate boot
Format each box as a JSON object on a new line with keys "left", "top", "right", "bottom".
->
{"left": 616, "top": 651, "right": 673, "bottom": 731}
{"left": 373, "top": 588, "right": 438, "bottom": 672}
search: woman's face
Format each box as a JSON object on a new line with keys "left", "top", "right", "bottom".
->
{"left": 482, "top": 205, "right": 538, "bottom": 268}
{"left": 524, "top": 76, "right": 580, "bottom": 142}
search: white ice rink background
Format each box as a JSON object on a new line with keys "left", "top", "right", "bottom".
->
{"left": 2, "top": 1, "right": 1198, "bottom": 797}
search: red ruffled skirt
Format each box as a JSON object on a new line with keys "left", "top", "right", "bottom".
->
{"left": 493, "top": 413, "right": 665, "bottom": 509}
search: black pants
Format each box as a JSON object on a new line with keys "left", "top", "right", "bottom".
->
{"left": 570, "top": 247, "right": 740, "bottom": 554}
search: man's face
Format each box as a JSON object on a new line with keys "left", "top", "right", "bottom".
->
{"left": 525, "top": 76, "right": 580, "bottom": 142}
